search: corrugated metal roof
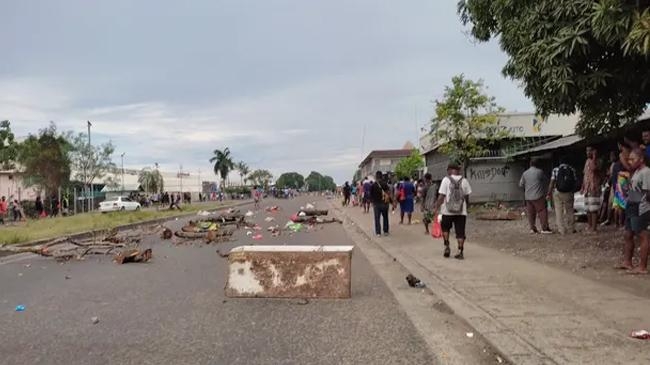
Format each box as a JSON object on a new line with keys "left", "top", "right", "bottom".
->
{"left": 509, "top": 135, "right": 583, "bottom": 157}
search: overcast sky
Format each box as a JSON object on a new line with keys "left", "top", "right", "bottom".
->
{"left": 1, "top": 0, "right": 532, "bottom": 184}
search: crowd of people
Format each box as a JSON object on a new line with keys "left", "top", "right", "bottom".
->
{"left": 517, "top": 131, "right": 650, "bottom": 274}
{"left": 345, "top": 163, "right": 473, "bottom": 260}
{"left": 341, "top": 130, "right": 650, "bottom": 273}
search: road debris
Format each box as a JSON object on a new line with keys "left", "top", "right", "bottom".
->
{"left": 631, "top": 330, "right": 650, "bottom": 339}
{"left": 113, "top": 248, "right": 152, "bottom": 264}
{"left": 496, "top": 355, "right": 504, "bottom": 363}
{"left": 265, "top": 206, "right": 280, "bottom": 212}
{"left": 65, "top": 275, "right": 71, "bottom": 280}
{"left": 162, "top": 228, "right": 173, "bottom": 239}
{"left": 15, "top": 305, "right": 25, "bottom": 312}
{"left": 466, "top": 332, "right": 474, "bottom": 338}
{"left": 216, "top": 249, "right": 229, "bottom": 258}
{"left": 91, "top": 316, "right": 100, "bottom": 324}
{"left": 252, "top": 234, "right": 263, "bottom": 240}
{"left": 245, "top": 210, "right": 254, "bottom": 217}
{"left": 406, "top": 274, "right": 425, "bottom": 288}
{"left": 264, "top": 217, "right": 275, "bottom": 222}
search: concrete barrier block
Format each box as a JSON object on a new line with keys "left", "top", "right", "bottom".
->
{"left": 224, "top": 245, "right": 353, "bottom": 299}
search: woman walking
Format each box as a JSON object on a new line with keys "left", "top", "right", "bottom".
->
{"left": 399, "top": 177, "right": 416, "bottom": 225}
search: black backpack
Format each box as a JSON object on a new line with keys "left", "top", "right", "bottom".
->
{"left": 555, "top": 165, "right": 576, "bottom": 193}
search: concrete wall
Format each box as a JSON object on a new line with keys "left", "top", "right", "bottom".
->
{"left": 360, "top": 157, "right": 403, "bottom": 179}
{"left": 465, "top": 159, "right": 526, "bottom": 203}
{"left": 0, "top": 172, "right": 39, "bottom": 200}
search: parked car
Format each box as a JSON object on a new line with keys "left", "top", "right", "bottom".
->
{"left": 99, "top": 196, "right": 141, "bottom": 213}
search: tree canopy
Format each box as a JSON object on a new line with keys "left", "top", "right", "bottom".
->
{"left": 235, "top": 161, "right": 250, "bottom": 185}
{"left": 432, "top": 75, "right": 506, "bottom": 167}
{"left": 0, "top": 120, "right": 18, "bottom": 170}
{"left": 69, "top": 132, "right": 115, "bottom": 187}
{"left": 247, "top": 169, "right": 273, "bottom": 188}
{"left": 209, "top": 148, "right": 235, "bottom": 187}
{"left": 17, "top": 123, "right": 72, "bottom": 194}
{"left": 458, "top": 0, "right": 650, "bottom": 136}
{"left": 394, "top": 149, "right": 425, "bottom": 179}
{"left": 305, "top": 171, "right": 337, "bottom": 192}
{"left": 138, "top": 168, "right": 164, "bottom": 194}
{"left": 275, "top": 172, "right": 305, "bottom": 189}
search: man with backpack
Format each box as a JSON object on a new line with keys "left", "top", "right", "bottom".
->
{"left": 548, "top": 157, "right": 578, "bottom": 234}
{"left": 370, "top": 171, "right": 392, "bottom": 236}
{"left": 434, "top": 164, "right": 472, "bottom": 259}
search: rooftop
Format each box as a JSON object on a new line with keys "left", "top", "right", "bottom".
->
{"left": 359, "top": 149, "right": 412, "bottom": 167}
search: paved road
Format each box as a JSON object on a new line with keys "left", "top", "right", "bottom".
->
{"left": 0, "top": 197, "right": 437, "bottom": 365}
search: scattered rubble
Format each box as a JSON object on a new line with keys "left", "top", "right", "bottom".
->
{"left": 91, "top": 316, "right": 100, "bottom": 324}
{"left": 406, "top": 274, "right": 425, "bottom": 288}
{"left": 113, "top": 248, "right": 152, "bottom": 264}
{"left": 631, "top": 330, "right": 650, "bottom": 340}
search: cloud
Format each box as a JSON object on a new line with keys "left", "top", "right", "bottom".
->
{"left": 2, "top": 1, "right": 533, "bottom": 183}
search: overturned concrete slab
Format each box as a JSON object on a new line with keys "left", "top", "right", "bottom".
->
{"left": 225, "top": 245, "right": 353, "bottom": 299}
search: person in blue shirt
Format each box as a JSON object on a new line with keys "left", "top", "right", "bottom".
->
{"left": 399, "top": 176, "right": 417, "bottom": 225}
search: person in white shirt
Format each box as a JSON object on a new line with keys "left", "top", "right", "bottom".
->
{"left": 434, "top": 163, "right": 472, "bottom": 259}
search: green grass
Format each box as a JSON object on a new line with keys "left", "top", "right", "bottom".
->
{"left": 0, "top": 201, "right": 243, "bottom": 245}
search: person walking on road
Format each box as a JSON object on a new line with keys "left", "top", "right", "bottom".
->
{"left": 398, "top": 177, "right": 416, "bottom": 225}
{"left": 618, "top": 148, "right": 650, "bottom": 274}
{"left": 0, "top": 196, "right": 7, "bottom": 224}
{"left": 421, "top": 173, "right": 438, "bottom": 235}
{"left": 520, "top": 158, "right": 552, "bottom": 234}
{"left": 370, "top": 171, "right": 391, "bottom": 236}
{"left": 547, "top": 157, "right": 578, "bottom": 234}
{"left": 342, "top": 182, "right": 351, "bottom": 207}
{"left": 434, "top": 164, "right": 472, "bottom": 259}
{"left": 362, "top": 177, "right": 372, "bottom": 213}
{"left": 35, "top": 196, "right": 45, "bottom": 218}
{"left": 582, "top": 146, "right": 603, "bottom": 233}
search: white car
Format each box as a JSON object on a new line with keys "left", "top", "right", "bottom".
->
{"left": 99, "top": 196, "right": 141, "bottom": 213}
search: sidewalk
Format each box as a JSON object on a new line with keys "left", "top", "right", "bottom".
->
{"left": 335, "top": 204, "right": 650, "bottom": 365}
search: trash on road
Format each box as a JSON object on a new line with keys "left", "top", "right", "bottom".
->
{"left": 631, "top": 330, "right": 650, "bottom": 339}
{"left": 265, "top": 206, "right": 280, "bottom": 212}
{"left": 406, "top": 274, "right": 425, "bottom": 288}
{"left": 264, "top": 217, "right": 275, "bottom": 222}
{"left": 466, "top": 332, "right": 474, "bottom": 338}
{"left": 252, "top": 234, "right": 263, "bottom": 240}
{"left": 305, "top": 203, "right": 315, "bottom": 209}
{"left": 162, "top": 228, "right": 173, "bottom": 239}
{"left": 287, "top": 223, "right": 304, "bottom": 232}
{"left": 246, "top": 231, "right": 253, "bottom": 236}
{"left": 113, "top": 248, "right": 152, "bottom": 264}
{"left": 15, "top": 305, "right": 25, "bottom": 312}
{"left": 245, "top": 210, "right": 254, "bottom": 217}
{"left": 496, "top": 355, "right": 504, "bottom": 363}
{"left": 91, "top": 316, "right": 100, "bottom": 324}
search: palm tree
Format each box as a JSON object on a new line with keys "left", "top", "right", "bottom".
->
{"left": 138, "top": 168, "right": 164, "bottom": 194}
{"left": 209, "top": 148, "right": 235, "bottom": 189}
{"left": 236, "top": 161, "right": 250, "bottom": 186}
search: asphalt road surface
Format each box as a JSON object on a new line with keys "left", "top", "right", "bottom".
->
{"left": 0, "top": 196, "right": 438, "bottom": 365}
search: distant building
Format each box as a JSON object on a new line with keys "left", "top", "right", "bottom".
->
{"left": 358, "top": 149, "right": 412, "bottom": 179}
{"left": 420, "top": 112, "right": 580, "bottom": 202}
{"left": 0, "top": 170, "right": 39, "bottom": 201}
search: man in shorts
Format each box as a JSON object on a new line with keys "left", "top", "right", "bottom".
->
{"left": 434, "top": 164, "right": 472, "bottom": 259}
{"left": 618, "top": 148, "right": 650, "bottom": 274}
{"left": 581, "top": 146, "right": 602, "bottom": 233}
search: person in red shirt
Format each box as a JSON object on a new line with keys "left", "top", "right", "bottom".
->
{"left": 0, "top": 196, "right": 8, "bottom": 224}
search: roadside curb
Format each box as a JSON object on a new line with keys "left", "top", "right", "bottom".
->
{"left": 3, "top": 200, "right": 253, "bottom": 249}
{"left": 332, "top": 203, "right": 552, "bottom": 365}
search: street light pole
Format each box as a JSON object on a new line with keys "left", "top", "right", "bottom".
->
{"left": 121, "top": 153, "right": 125, "bottom": 196}
{"left": 87, "top": 121, "right": 93, "bottom": 211}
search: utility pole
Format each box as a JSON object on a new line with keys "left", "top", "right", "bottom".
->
{"left": 87, "top": 121, "right": 93, "bottom": 212}
{"left": 120, "top": 153, "right": 125, "bottom": 196}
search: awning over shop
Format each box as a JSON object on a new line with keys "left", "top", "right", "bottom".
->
{"left": 510, "top": 134, "right": 583, "bottom": 157}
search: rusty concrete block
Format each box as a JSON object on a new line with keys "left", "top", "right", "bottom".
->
{"left": 224, "top": 245, "right": 353, "bottom": 299}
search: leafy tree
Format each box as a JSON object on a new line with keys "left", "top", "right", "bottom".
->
{"left": 431, "top": 75, "right": 507, "bottom": 168}
{"left": 17, "top": 123, "right": 72, "bottom": 194}
{"left": 275, "top": 172, "right": 305, "bottom": 189}
{"left": 458, "top": 0, "right": 650, "bottom": 136}
{"left": 138, "top": 168, "right": 164, "bottom": 194}
{"left": 209, "top": 148, "right": 235, "bottom": 188}
{"left": 235, "top": 161, "right": 250, "bottom": 186}
{"left": 305, "top": 171, "right": 337, "bottom": 192}
{"left": 247, "top": 169, "right": 273, "bottom": 189}
{"left": 0, "top": 120, "right": 18, "bottom": 170}
{"left": 395, "top": 149, "right": 425, "bottom": 179}
{"left": 352, "top": 169, "right": 362, "bottom": 183}
{"left": 69, "top": 132, "right": 116, "bottom": 189}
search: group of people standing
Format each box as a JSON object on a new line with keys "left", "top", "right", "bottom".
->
{"left": 519, "top": 131, "right": 650, "bottom": 275}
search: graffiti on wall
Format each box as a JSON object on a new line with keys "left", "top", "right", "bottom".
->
{"left": 468, "top": 165, "right": 511, "bottom": 182}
